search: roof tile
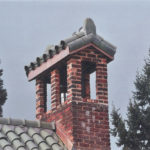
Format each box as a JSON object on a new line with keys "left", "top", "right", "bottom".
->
{"left": 15, "top": 126, "right": 26, "bottom": 135}
{"left": 38, "top": 142, "right": 50, "bottom": 150}
{"left": 45, "top": 136, "right": 57, "bottom": 146}
{"left": 12, "top": 140, "right": 25, "bottom": 150}
{"left": 26, "top": 140, "right": 38, "bottom": 150}
{"left": 7, "top": 131, "right": 19, "bottom": 142}
{"left": 32, "top": 133, "right": 45, "bottom": 145}
{"left": 40, "top": 130, "right": 53, "bottom": 139}
{"left": 4, "top": 146, "right": 13, "bottom": 150}
{"left": 17, "top": 147, "right": 26, "bottom": 150}
{"left": 0, "top": 139, "right": 11, "bottom": 149}
{"left": 0, "top": 118, "right": 67, "bottom": 150}
{"left": 52, "top": 143, "right": 64, "bottom": 150}
{"left": 0, "top": 133, "right": 6, "bottom": 139}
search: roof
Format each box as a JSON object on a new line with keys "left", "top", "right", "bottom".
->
{"left": 24, "top": 18, "right": 116, "bottom": 80}
{"left": 0, "top": 117, "right": 67, "bottom": 150}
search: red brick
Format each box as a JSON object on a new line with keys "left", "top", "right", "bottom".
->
{"left": 35, "top": 48, "right": 111, "bottom": 150}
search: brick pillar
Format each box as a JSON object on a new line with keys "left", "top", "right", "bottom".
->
{"left": 96, "top": 58, "right": 108, "bottom": 104}
{"left": 84, "top": 73, "right": 90, "bottom": 99}
{"left": 36, "top": 78, "right": 46, "bottom": 120}
{"left": 51, "top": 69, "right": 61, "bottom": 111}
{"left": 67, "top": 58, "right": 82, "bottom": 101}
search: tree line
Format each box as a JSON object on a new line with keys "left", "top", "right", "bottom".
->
{"left": 0, "top": 61, "right": 7, "bottom": 117}
{"left": 111, "top": 51, "right": 150, "bottom": 150}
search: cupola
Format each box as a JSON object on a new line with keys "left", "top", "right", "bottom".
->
{"left": 25, "top": 18, "right": 116, "bottom": 150}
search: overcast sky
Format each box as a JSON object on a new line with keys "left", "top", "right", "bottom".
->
{"left": 0, "top": 0, "right": 150, "bottom": 149}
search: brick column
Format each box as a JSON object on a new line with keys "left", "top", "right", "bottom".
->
{"left": 36, "top": 78, "right": 46, "bottom": 120}
{"left": 51, "top": 69, "right": 61, "bottom": 111}
{"left": 96, "top": 58, "right": 108, "bottom": 104}
{"left": 67, "top": 58, "right": 82, "bottom": 101}
{"left": 84, "top": 73, "right": 90, "bottom": 99}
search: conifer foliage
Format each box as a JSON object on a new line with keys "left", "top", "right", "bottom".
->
{"left": 0, "top": 68, "right": 7, "bottom": 117}
{"left": 111, "top": 51, "right": 150, "bottom": 150}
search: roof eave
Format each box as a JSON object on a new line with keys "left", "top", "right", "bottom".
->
{"left": 28, "top": 45, "right": 115, "bottom": 81}
{"left": 27, "top": 47, "right": 70, "bottom": 81}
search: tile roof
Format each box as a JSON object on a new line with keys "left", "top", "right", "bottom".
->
{"left": 0, "top": 118, "right": 67, "bottom": 150}
{"left": 24, "top": 18, "right": 116, "bottom": 76}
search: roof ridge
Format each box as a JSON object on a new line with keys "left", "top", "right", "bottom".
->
{"left": 24, "top": 18, "right": 117, "bottom": 79}
{"left": 0, "top": 117, "right": 55, "bottom": 130}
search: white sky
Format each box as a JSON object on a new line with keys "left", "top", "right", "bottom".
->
{"left": 0, "top": 0, "right": 150, "bottom": 149}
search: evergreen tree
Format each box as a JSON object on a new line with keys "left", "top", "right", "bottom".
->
{"left": 0, "top": 67, "right": 7, "bottom": 117}
{"left": 111, "top": 51, "right": 150, "bottom": 150}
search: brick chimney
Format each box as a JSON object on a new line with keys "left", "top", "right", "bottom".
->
{"left": 25, "top": 18, "right": 116, "bottom": 150}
